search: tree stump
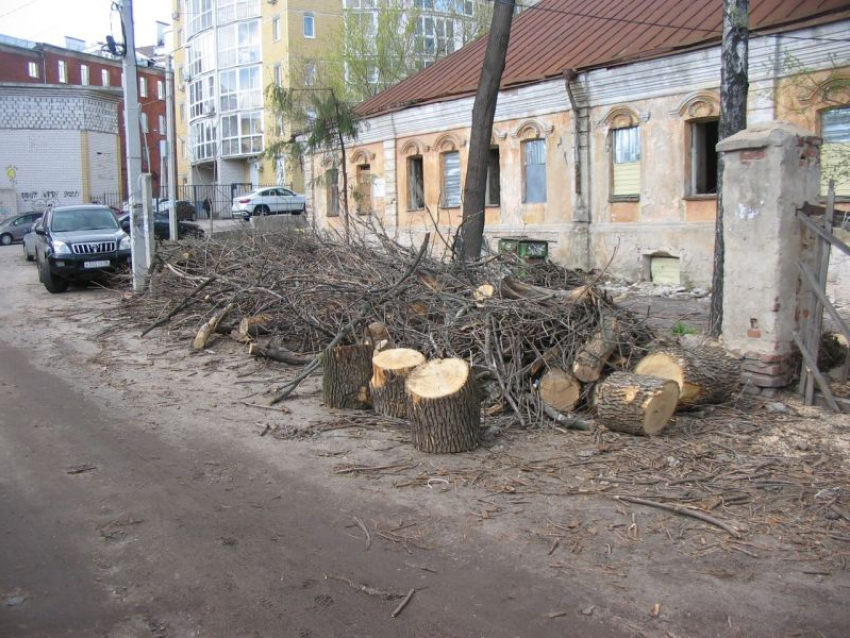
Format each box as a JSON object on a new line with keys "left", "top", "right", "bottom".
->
{"left": 634, "top": 345, "right": 740, "bottom": 408}
{"left": 405, "top": 358, "right": 480, "bottom": 453}
{"left": 538, "top": 368, "right": 581, "bottom": 413}
{"left": 322, "top": 344, "right": 373, "bottom": 409}
{"left": 370, "top": 348, "right": 426, "bottom": 418}
{"left": 596, "top": 371, "right": 679, "bottom": 436}
{"left": 572, "top": 316, "right": 623, "bottom": 383}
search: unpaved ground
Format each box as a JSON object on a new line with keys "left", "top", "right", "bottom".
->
{"left": 1, "top": 244, "right": 849, "bottom": 637}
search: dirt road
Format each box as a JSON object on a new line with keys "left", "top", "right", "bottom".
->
{"left": 1, "top": 242, "right": 848, "bottom": 638}
{"left": 0, "top": 250, "right": 622, "bottom": 636}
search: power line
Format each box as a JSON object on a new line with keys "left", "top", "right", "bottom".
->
{"left": 0, "top": 0, "right": 43, "bottom": 21}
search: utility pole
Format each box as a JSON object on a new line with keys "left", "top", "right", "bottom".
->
{"left": 165, "top": 56, "right": 178, "bottom": 241}
{"left": 118, "top": 0, "right": 152, "bottom": 291}
{"left": 709, "top": 0, "right": 749, "bottom": 336}
{"left": 457, "top": 0, "right": 516, "bottom": 261}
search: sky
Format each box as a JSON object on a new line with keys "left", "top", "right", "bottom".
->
{"left": 0, "top": 0, "right": 172, "bottom": 49}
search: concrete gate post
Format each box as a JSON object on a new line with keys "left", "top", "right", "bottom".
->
{"left": 716, "top": 121, "right": 821, "bottom": 394}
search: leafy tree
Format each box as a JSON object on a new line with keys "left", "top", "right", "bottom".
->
{"left": 295, "top": 0, "right": 492, "bottom": 103}
{"left": 265, "top": 84, "right": 360, "bottom": 243}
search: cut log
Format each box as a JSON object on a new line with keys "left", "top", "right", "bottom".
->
{"left": 406, "top": 358, "right": 480, "bottom": 453}
{"left": 362, "top": 321, "right": 394, "bottom": 353}
{"left": 248, "top": 343, "right": 313, "bottom": 366}
{"left": 634, "top": 345, "right": 740, "bottom": 408}
{"left": 596, "top": 372, "right": 679, "bottom": 436}
{"left": 474, "top": 284, "right": 496, "bottom": 304}
{"left": 192, "top": 303, "right": 234, "bottom": 350}
{"left": 231, "top": 314, "right": 274, "bottom": 342}
{"left": 538, "top": 368, "right": 581, "bottom": 413}
{"left": 322, "top": 344, "right": 374, "bottom": 409}
{"left": 370, "top": 348, "right": 426, "bottom": 418}
{"left": 572, "top": 316, "right": 622, "bottom": 383}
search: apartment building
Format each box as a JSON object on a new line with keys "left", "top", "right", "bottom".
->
{"left": 0, "top": 35, "right": 168, "bottom": 199}
{"left": 171, "top": 0, "right": 342, "bottom": 190}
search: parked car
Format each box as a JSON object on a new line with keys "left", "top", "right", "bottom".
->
{"left": 22, "top": 218, "right": 41, "bottom": 261}
{"left": 0, "top": 211, "right": 43, "bottom": 245}
{"left": 34, "top": 205, "right": 131, "bottom": 293}
{"left": 157, "top": 199, "right": 197, "bottom": 221}
{"left": 117, "top": 212, "right": 205, "bottom": 240}
{"left": 231, "top": 188, "right": 306, "bottom": 219}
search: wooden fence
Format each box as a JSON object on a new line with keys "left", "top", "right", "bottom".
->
{"left": 796, "top": 181, "right": 850, "bottom": 412}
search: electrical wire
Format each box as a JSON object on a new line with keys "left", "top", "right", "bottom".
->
{"left": 0, "top": 0, "right": 43, "bottom": 21}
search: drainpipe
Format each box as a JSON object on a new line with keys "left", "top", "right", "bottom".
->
{"left": 563, "top": 68, "right": 591, "bottom": 270}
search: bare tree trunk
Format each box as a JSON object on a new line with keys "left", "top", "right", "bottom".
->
{"left": 332, "top": 89, "right": 351, "bottom": 245}
{"left": 709, "top": 0, "right": 749, "bottom": 336}
{"left": 456, "top": 0, "right": 515, "bottom": 261}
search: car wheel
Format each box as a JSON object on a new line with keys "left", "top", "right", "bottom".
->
{"left": 255, "top": 205, "right": 270, "bottom": 216}
{"left": 39, "top": 258, "right": 69, "bottom": 293}
{"left": 293, "top": 205, "right": 305, "bottom": 216}
{"left": 0, "top": 233, "right": 12, "bottom": 246}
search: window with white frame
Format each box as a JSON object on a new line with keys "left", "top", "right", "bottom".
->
{"left": 217, "top": 0, "right": 260, "bottom": 23}
{"left": 101, "top": 68, "right": 109, "bottom": 86}
{"left": 58, "top": 60, "right": 67, "bottom": 83}
{"left": 304, "top": 63, "right": 316, "bottom": 86}
{"left": 441, "top": 151, "right": 461, "bottom": 207}
{"left": 303, "top": 13, "right": 315, "bottom": 38}
{"left": 413, "top": 0, "right": 434, "bottom": 9}
{"left": 139, "top": 76, "right": 147, "bottom": 97}
{"left": 186, "top": 0, "right": 213, "bottom": 37}
{"left": 220, "top": 111, "right": 263, "bottom": 156}
{"left": 273, "top": 64, "right": 281, "bottom": 86}
{"left": 140, "top": 112, "right": 149, "bottom": 133}
{"left": 157, "top": 80, "right": 164, "bottom": 100}
{"left": 187, "top": 30, "right": 214, "bottom": 77}
{"left": 217, "top": 20, "right": 261, "bottom": 68}
{"left": 80, "top": 64, "right": 89, "bottom": 85}
{"left": 27, "top": 61, "right": 38, "bottom": 78}
{"left": 159, "top": 114, "right": 166, "bottom": 133}
{"left": 347, "top": 0, "right": 375, "bottom": 7}
{"left": 415, "top": 16, "right": 454, "bottom": 57}
{"left": 218, "top": 66, "right": 261, "bottom": 112}
{"left": 190, "top": 119, "right": 217, "bottom": 161}
{"left": 821, "top": 107, "right": 850, "bottom": 197}
{"left": 188, "top": 75, "right": 216, "bottom": 118}
{"left": 611, "top": 125, "right": 640, "bottom": 197}
{"left": 179, "top": 101, "right": 185, "bottom": 123}
{"left": 272, "top": 17, "right": 281, "bottom": 41}
{"left": 522, "top": 139, "right": 546, "bottom": 204}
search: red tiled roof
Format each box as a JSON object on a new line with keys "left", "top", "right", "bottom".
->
{"left": 356, "top": 0, "right": 850, "bottom": 117}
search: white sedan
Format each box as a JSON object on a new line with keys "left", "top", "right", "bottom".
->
{"left": 231, "top": 188, "right": 306, "bottom": 219}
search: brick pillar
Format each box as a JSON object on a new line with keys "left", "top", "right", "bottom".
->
{"left": 716, "top": 121, "right": 821, "bottom": 393}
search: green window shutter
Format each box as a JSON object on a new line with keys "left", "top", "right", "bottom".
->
{"left": 613, "top": 161, "right": 640, "bottom": 196}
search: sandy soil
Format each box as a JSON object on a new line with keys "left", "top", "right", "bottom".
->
{"left": 1, "top": 242, "right": 849, "bottom": 637}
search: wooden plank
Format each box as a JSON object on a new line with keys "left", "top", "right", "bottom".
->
{"left": 798, "top": 211, "right": 850, "bottom": 258}
{"left": 798, "top": 262, "right": 850, "bottom": 346}
{"left": 793, "top": 333, "right": 840, "bottom": 412}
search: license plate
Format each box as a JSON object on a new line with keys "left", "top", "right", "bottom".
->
{"left": 84, "top": 260, "right": 111, "bottom": 269}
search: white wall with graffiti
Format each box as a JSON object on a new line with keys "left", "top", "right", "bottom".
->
{"left": 1, "top": 130, "right": 84, "bottom": 212}
{"left": 0, "top": 85, "right": 121, "bottom": 214}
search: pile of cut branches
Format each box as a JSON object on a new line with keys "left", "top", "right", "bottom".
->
{"left": 124, "top": 228, "right": 655, "bottom": 426}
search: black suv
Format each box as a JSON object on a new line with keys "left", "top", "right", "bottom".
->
{"left": 35, "top": 205, "right": 131, "bottom": 293}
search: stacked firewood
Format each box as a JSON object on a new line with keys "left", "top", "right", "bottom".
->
{"left": 129, "top": 229, "right": 739, "bottom": 445}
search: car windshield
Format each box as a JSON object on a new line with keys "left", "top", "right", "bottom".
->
{"left": 51, "top": 208, "right": 119, "bottom": 232}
